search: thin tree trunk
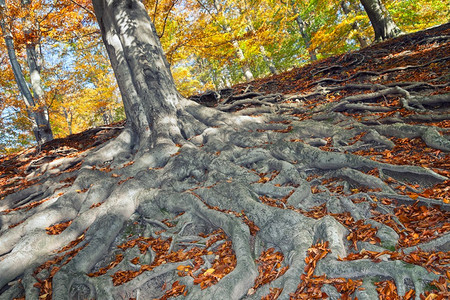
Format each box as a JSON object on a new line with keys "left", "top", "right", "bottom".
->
{"left": 359, "top": 0, "right": 402, "bottom": 41}
{"left": 293, "top": 7, "right": 317, "bottom": 61}
{"left": 213, "top": 0, "right": 254, "bottom": 82}
{"left": 259, "top": 45, "right": 278, "bottom": 75}
{"left": 0, "top": 1, "right": 53, "bottom": 145}
{"left": 230, "top": 35, "right": 254, "bottom": 82}
{"left": 62, "top": 107, "right": 73, "bottom": 135}
{"left": 340, "top": 1, "right": 369, "bottom": 48}
{"left": 243, "top": 12, "right": 278, "bottom": 75}
{"left": 24, "top": 30, "right": 53, "bottom": 141}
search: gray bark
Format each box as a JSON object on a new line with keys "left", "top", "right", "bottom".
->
{"left": 62, "top": 107, "right": 73, "bottom": 135}
{"left": 260, "top": 46, "right": 278, "bottom": 75}
{"left": 212, "top": 0, "right": 254, "bottom": 82}
{"left": 360, "top": 0, "right": 402, "bottom": 41}
{"left": 293, "top": 7, "right": 317, "bottom": 61}
{"left": 92, "top": 0, "right": 183, "bottom": 147}
{"left": 231, "top": 39, "right": 255, "bottom": 82}
{"left": 0, "top": 1, "right": 53, "bottom": 145}
{"left": 340, "top": 1, "right": 369, "bottom": 47}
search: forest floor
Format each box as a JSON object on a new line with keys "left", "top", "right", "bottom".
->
{"left": 0, "top": 23, "right": 449, "bottom": 299}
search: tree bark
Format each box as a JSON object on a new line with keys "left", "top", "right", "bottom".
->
{"left": 292, "top": 7, "right": 317, "bottom": 61}
{"left": 92, "top": 0, "right": 183, "bottom": 147}
{"left": 359, "top": 0, "right": 402, "bottom": 41}
{"left": 260, "top": 45, "right": 278, "bottom": 75}
{"left": 231, "top": 39, "right": 255, "bottom": 82}
{"left": 0, "top": 0, "right": 53, "bottom": 145}
{"left": 62, "top": 107, "right": 73, "bottom": 135}
{"left": 340, "top": 1, "right": 369, "bottom": 48}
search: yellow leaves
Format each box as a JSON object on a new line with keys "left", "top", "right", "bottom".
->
{"left": 203, "top": 268, "right": 215, "bottom": 275}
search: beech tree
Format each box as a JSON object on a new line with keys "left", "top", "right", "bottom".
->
{"left": 360, "top": 0, "right": 402, "bottom": 41}
{"left": 0, "top": 1, "right": 448, "bottom": 299}
{"left": 0, "top": 0, "right": 53, "bottom": 144}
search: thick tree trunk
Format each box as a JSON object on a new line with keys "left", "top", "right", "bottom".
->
{"left": 360, "top": 0, "right": 402, "bottom": 41}
{"left": 0, "top": 2, "right": 53, "bottom": 145}
{"left": 92, "top": 0, "right": 183, "bottom": 146}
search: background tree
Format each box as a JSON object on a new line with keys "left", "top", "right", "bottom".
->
{"left": 0, "top": 0, "right": 53, "bottom": 144}
{"left": 0, "top": 0, "right": 123, "bottom": 152}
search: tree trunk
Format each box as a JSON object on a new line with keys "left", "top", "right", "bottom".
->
{"left": 260, "top": 45, "right": 278, "bottom": 75}
{"left": 360, "top": 0, "right": 402, "bottom": 41}
{"left": 340, "top": 1, "right": 370, "bottom": 48}
{"left": 62, "top": 107, "right": 73, "bottom": 135}
{"left": 92, "top": 0, "right": 183, "bottom": 147}
{"left": 293, "top": 7, "right": 317, "bottom": 61}
{"left": 231, "top": 38, "right": 254, "bottom": 82}
{"left": 243, "top": 13, "right": 278, "bottom": 75}
{"left": 0, "top": 1, "right": 53, "bottom": 145}
{"left": 24, "top": 32, "right": 53, "bottom": 142}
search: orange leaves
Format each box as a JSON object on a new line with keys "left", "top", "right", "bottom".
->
{"left": 331, "top": 213, "right": 380, "bottom": 250}
{"left": 261, "top": 288, "right": 283, "bottom": 299}
{"left": 159, "top": 281, "right": 188, "bottom": 299}
{"left": 303, "top": 203, "right": 328, "bottom": 219}
{"left": 87, "top": 227, "right": 237, "bottom": 293}
{"left": 58, "top": 176, "right": 76, "bottom": 189}
{"left": 191, "top": 191, "right": 260, "bottom": 235}
{"left": 253, "top": 248, "right": 289, "bottom": 290}
{"left": 291, "top": 241, "right": 363, "bottom": 299}
{"left": 117, "top": 176, "right": 134, "bottom": 185}
{"left": 1, "top": 196, "right": 51, "bottom": 214}
{"left": 256, "top": 170, "right": 280, "bottom": 183}
{"left": 422, "top": 274, "right": 450, "bottom": 300}
{"left": 0, "top": 125, "right": 121, "bottom": 201}
{"left": 348, "top": 131, "right": 367, "bottom": 145}
{"left": 89, "top": 202, "right": 103, "bottom": 209}
{"left": 33, "top": 233, "right": 87, "bottom": 299}
{"left": 258, "top": 177, "right": 270, "bottom": 183}
{"left": 419, "top": 180, "right": 450, "bottom": 203}
{"left": 46, "top": 220, "right": 72, "bottom": 235}
{"left": 346, "top": 220, "right": 380, "bottom": 250}
{"left": 374, "top": 280, "right": 409, "bottom": 300}
{"left": 353, "top": 137, "right": 449, "bottom": 185}
{"left": 188, "top": 240, "right": 237, "bottom": 290}
{"left": 340, "top": 248, "right": 449, "bottom": 276}
{"left": 392, "top": 202, "right": 450, "bottom": 248}
{"left": 180, "top": 233, "right": 234, "bottom": 287}
{"left": 273, "top": 125, "right": 293, "bottom": 133}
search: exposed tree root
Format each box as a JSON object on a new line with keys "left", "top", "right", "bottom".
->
{"left": 1, "top": 95, "right": 448, "bottom": 299}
